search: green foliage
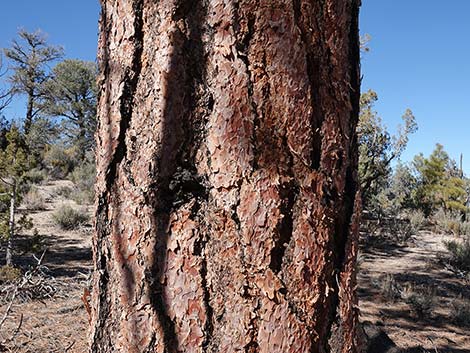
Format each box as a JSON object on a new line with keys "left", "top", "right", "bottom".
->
{"left": 357, "top": 90, "right": 417, "bottom": 210}
{"left": 43, "top": 144, "right": 79, "bottom": 179}
{"left": 414, "top": 144, "right": 468, "bottom": 215}
{"left": 24, "top": 168, "right": 47, "bottom": 184}
{"left": 69, "top": 157, "right": 95, "bottom": 205}
{"left": 0, "top": 124, "right": 30, "bottom": 180}
{"left": 52, "top": 204, "right": 89, "bottom": 230}
{"left": 26, "top": 117, "right": 60, "bottom": 164}
{"left": 3, "top": 29, "right": 63, "bottom": 134}
{"left": 42, "top": 59, "right": 97, "bottom": 159}
{"left": 0, "top": 125, "right": 35, "bottom": 264}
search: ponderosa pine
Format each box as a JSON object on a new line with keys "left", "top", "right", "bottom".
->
{"left": 91, "top": 1, "right": 361, "bottom": 352}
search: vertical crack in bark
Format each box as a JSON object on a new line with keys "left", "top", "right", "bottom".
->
{"left": 92, "top": 199, "right": 112, "bottom": 352}
{"left": 326, "top": 3, "right": 361, "bottom": 350}
{"left": 193, "top": 208, "right": 214, "bottom": 351}
{"left": 104, "top": 0, "right": 144, "bottom": 190}
{"left": 244, "top": 298, "right": 260, "bottom": 353}
{"left": 269, "top": 180, "right": 298, "bottom": 273}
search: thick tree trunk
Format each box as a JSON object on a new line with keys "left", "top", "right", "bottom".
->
{"left": 92, "top": 1, "right": 361, "bottom": 352}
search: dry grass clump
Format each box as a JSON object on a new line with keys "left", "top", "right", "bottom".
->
{"left": 22, "top": 187, "right": 47, "bottom": 211}
{"left": 0, "top": 265, "right": 22, "bottom": 283}
{"left": 401, "top": 284, "right": 436, "bottom": 318}
{"left": 52, "top": 205, "right": 89, "bottom": 230}
{"left": 451, "top": 298, "right": 470, "bottom": 327}
{"left": 444, "top": 237, "right": 470, "bottom": 272}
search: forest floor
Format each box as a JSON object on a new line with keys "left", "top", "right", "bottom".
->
{"left": 0, "top": 180, "right": 92, "bottom": 353}
{"left": 358, "top": 230, "right": 470, "bottom": 352}
{"left": 1, "top": 181, "right": 469, "bottom": 352}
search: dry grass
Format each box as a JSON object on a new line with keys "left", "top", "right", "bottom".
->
{"left": 1, "top": 180, "right": 92, "bottom": 352}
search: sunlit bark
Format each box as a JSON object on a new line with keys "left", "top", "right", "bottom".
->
{"left": 91, "top": 1, "right": 361, "bottom": 352}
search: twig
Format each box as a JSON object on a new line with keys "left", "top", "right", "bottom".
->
{"left": 0, "top": 248, "right": 48, "bottom": 346}
{"left": 64, "top": 340, "right": 76, "bottom": 352}
{"left": 0, "top": 288, "right": 17, "bottom": 330}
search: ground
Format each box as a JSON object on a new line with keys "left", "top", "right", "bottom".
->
{"left": 358, "top": 230, "right": 470, "bottom": 352}
{"left": 1, "top": 181, "right": 469, "bottom": 352}
{"left": 0, "top": 180, "right": 92, "bottom": 353}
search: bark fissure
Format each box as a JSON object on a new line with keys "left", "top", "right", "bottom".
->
{"left": 233, "top": 5, "right": 260, "bottom": 172}
{"left": 104, "top": 0, "right": 144, "bottom": 191}
{"left": 91, "top": 199, "right": 112, "bottom": 351}
{"left": 193, "top": 214, "right": 214, "bottom": 351}
{"left": 269, "top": 181, "right": 298, "bottom": 273}
{"left": 292, "top": 0, "right": 325, "bottom": 170}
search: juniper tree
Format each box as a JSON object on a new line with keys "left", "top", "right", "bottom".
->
{"left": 358, "top": 89, "right": 417, "bottom": 211}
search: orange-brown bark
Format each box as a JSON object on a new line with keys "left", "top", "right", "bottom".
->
{"left": 91, "top": 0, "right": 361, "bottom": 352}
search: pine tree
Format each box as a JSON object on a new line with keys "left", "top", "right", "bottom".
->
{"left": 91, "top": 0, "right": 361, "bottom": 352}
{"left": 3, "top": 29, "right": 63, "bottom": 135}
{"left": 414, "top": 144, "right": 468, "bottom": 215}
{"left": 41, "top": 59, "right": 97, "bottom": 160}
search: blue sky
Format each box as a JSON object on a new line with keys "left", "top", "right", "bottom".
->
{"left": 360, "top": 1, "right": 470, "bottom": 173}
{"left": 0, "top": 0, "right": 100, "bottom": 120}
{"left": 0, "top": 1, "right": 469, "bottom": 172}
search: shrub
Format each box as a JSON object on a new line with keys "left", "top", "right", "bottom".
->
{"left": 25, "top": 168, "right": 48, "bottom": 184}
{"left": 444, "top": 237, "right": 470, "bottom": 272}
{"left": 434, "top": 208, "right": 465, "bottom": 235}
{"left": 43, "top": 145, "right": 78, "bottom": 179}
{"left": 71, "top": 189, "right": 94, "bottom": 205}
{"left": 69, "top": 161, "right": 95, "bottom": 205}
{"left": 389, "top": 218, "right": 414, "bottom": 243}
{"left": 0, "top": 265, "right": 22, "bottom": 283}
{"left": 54, "top": 185, "right": 73, "bottom": 199}
{"left": 22, "top": 187, "right": 47, "bottom": 211}
{"left": 52, "top": 205, "right": 89, "bottom": 230}
{"left": 375, "top": 273, "right": 402, "bottom": 301}
{"left": 401, "top": 285, "right": 435, "bottom": 318}
{"left": 407, "top": 209, "right": 426, "bottom": 232}
{"left": 451, "top": 299, "right": 470, "bottom": 327}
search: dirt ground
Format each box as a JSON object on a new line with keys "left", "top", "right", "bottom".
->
{"left": 0, "top": 180, "right": 92, "bottom": 353}
{"left": 358, "top": 230, "right": 470, "bottom": 352}
{"left": 1, "top": 180, "right": 469, "bottom": 352}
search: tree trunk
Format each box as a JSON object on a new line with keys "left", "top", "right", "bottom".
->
{"left": 6, "top": 181, "right": 16, "bottom": 266}
{"left": 24, "top": 87, "right": 34, "bottom": 135}
{"left": 92, "top": 1, "right": 361, "bottom": 352}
